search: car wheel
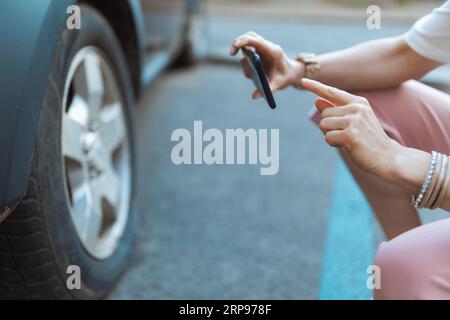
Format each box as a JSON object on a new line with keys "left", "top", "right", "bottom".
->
{"left": 0, "top": 5, "right": 137, "bottom": 299}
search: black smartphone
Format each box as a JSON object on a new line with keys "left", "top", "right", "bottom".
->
{"left": 242, "top": 46, "right": 277, "bottom": 109}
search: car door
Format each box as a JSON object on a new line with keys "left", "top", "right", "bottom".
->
{"left": 140, "top": 0, "right": 187, "bottom": 54}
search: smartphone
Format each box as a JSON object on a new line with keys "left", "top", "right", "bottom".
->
{"left": 242, "top": 46, "right": 277, "bottom": 109}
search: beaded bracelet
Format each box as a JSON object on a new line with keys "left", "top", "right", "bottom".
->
{"left": 420, "top": 152, "right": 443, "bottom": 209}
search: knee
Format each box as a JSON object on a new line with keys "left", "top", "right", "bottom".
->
{"left": 373, "top": 239, "right": 432, "bottom": 300}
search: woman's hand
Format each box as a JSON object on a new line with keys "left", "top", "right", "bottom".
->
{"left": 230, "top": 31, "right": 304, "bottom": 99}
{"left": 301, "top": 78, "right": 401, "bottom": 180}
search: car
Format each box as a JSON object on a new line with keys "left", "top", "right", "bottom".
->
{"left": 0, "top": 0, "right": 204, "bottom": 299}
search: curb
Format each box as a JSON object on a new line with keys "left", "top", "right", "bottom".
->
{"left": 206, "top": 1, "right": 438, "bottom": 24}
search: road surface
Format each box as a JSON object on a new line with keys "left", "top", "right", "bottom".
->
{"left": 112, "top": 17, "right": 446, "bottom": 299}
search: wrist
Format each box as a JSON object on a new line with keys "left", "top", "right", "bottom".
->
{"left": 383, "top": 140, "right": 405, "bottom": 182}
{"left": 286, "top": 57, "right": 305, "bottom": 89}
{"left": 386, "top": 142, "right": 430, "bottom": 193}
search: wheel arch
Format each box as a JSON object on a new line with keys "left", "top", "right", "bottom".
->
{"left": 0, "top": 0, "right": 75, "bottom": 217}
{"left": 81, "top": 0, "right": 147, "bottom": 97}
{"left": 0, "top": 0, "right": 146, "bottom": 220}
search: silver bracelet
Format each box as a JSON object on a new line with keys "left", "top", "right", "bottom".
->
{"left": 412, "top": 151, "right": 438, "bottom": 208}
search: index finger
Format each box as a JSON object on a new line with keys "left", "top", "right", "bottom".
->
{"left": 301, "top": 78, "right": 356, "bottom": 106}
{"left": 230, "top": 34, "right": 273, "bottom": 57}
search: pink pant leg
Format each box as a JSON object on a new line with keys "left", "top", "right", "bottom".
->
{"left": 310, "top": 80, "right": 450, "bottom": 154}
{"left": 373, "top": 218, "right": 450, "bottom": 300}
{"left": 310, "top": 80, "right": 450, "bottom": 299}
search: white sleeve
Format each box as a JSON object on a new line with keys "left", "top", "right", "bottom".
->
{"left": 404, "top": 1, "right": 450, "bottom": 64}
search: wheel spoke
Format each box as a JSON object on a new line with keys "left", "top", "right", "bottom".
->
{"left": 62, "top": 99, "right": 86, "bottom": 162}
{"left": 70, "top": 185, "right": 86, "bottom": 228}
{"left": 99, "top": 103, "right": 126, "bottom": 152}
{"left": 74, "top": 53, "right": 105, "bottom": 115}
{"left": 82, "top": 185, "right": 103, "bottom": 243}
{"left": 97, "top": 162, "right": 120, "bottom": 211}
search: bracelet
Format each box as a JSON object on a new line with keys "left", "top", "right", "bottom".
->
{"left": 420, "top": 152, "right": 443, "bottom": 208}
{"left": 431, "top": 155, "right": 450, "bottom": 209}
{"left": 412, "top": 151, "right": 450, "bottom": 210}
{"left": 412, "top": 151, "right": 438, "bottom": 208}
{"left": 426, "top": 154, "right": 447, "bottom": 208}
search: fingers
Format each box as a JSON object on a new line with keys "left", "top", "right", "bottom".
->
{"left": 239, "top": 58, "right": 251, "bottom": 79}
{"left": 324, "top": 130, "right": 347, "bottom": 148}
{"left": 317, "top": 101, "right": 358, "bottom": 149}
{"left": 230, "top": 32, "right": 276, "bottom": 58}
{"left": 240, "top": 56, "right": 261, "bottom": 99}
{"left": 319, "top": 116, "right": 350, "bottom": 133}
{"left": 230, "top": 32, "right": 261, "bottom": 55}
{"left": 315, "top": 98, "right": 357, "bottom": 124}
{"left": 315, "top": 97, "right": 335, "bottom": 113}
{"left": 252, "top": 90, "right": 262, "bottom": 99}
{"left": 321, "top": 104, "right": 358, "bottom": 118}
{"left": 252, "top": 82, "right": 278, "bottom": 100}
{"left": 301, "top": 78, "right": 357, "bottom": 106}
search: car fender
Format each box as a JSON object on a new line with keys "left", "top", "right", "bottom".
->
{"left": 0, "top": 0, "right": 75, "bottom": 216}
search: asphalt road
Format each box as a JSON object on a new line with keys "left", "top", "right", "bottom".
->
{"left": 112, "top": 62, "right": 335, "bottom": 299}
{"left": 111, "top": 18, "right": 441, "bottom": 299}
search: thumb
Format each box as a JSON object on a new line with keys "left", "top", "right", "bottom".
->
{"left": 315, "top": 97, "right": 335, "bottom": 112}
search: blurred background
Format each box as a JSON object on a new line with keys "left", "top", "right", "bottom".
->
{"left": 112, "top": 0, "right": 448, "bottom": 299}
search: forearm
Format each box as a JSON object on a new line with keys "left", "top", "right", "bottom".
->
{"left": 297, "top": 37, "right": 441, "bottom": 91}
{"left": 386, "top": 144, "right": 450, "bottom": 212}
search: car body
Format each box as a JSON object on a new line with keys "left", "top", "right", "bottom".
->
{"left": 0, "top": 0, "right": 200, "bottom": 221}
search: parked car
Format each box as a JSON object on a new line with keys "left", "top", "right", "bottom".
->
{"left": 0, "top": 0, "right": 203, "bottom": 299}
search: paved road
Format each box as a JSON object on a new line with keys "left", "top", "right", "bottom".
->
{"left": 112, "top": 62, "right": 335, "bottom": 299}
{"left": 112, "top": 18, "right": 446, "bottom": 299}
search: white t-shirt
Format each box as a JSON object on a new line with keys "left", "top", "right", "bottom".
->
{"left": 404, "top": 1, "right": 450, "bottom": 64}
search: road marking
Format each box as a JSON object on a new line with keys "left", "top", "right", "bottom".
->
{"left": 319, "top": 159, "right": 375, "bottom": 300}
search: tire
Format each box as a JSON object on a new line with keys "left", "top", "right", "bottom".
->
{"left": 0, "top": 5, "right": 137, "bottom": 299}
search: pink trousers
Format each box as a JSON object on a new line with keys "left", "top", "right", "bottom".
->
{"left": 311, "top": 80, "right": 450, "bottom": 299}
